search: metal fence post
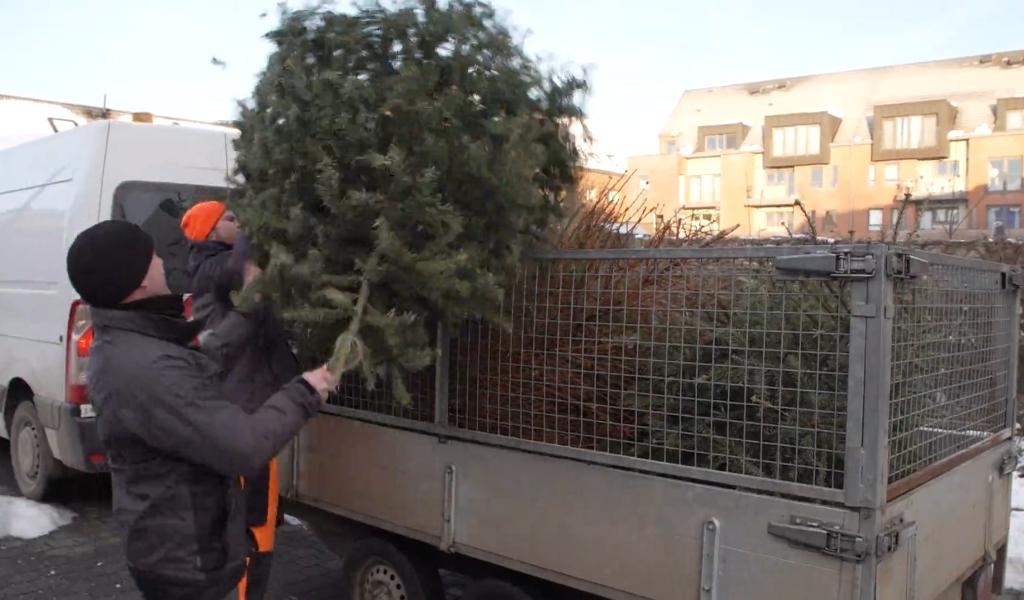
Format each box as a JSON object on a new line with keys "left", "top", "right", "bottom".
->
{"left": 435, "top": 320, "right": 450, "bottom": 427}
{"left": 852, "top": 246, "right": 894, "bottom": 600}
{"left": 1005, "top": 269, "right": 1020, "bottom": 432}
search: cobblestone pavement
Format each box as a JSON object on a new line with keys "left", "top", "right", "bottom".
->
{"left": 0, "top": 442, "right": 461, "bottom": 600}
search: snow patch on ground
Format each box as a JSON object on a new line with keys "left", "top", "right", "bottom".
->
{"left": 0, "top": 496, "right": 75, "bottom": 540}
{"left": 283, "top": 514, "right": 306, "bottom": 529}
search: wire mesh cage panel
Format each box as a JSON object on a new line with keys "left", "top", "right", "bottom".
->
{"left": 449, "top": 253, "right": 852, "bottom": 489}
{"left": 888, "top": 259, "right": 1013, "bottom": 485}
{"left": 329, "top": 369, "right": 436, "bottom": 423}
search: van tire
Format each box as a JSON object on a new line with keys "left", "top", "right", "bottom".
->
{"left": 10, "top": 402, "right": 58, "bottom": 500}
{"left": 462, "top": 578, "right": 537, "bottom": 600}
{"left": 340, "top": 537, "right": 444, "bottom": 600}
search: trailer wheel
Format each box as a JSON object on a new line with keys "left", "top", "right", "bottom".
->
{"left": 340, "top": 537, "right": 444, "bottom": 600}
{"left": 462, "top": 578, "right": 536, "bottom": 600}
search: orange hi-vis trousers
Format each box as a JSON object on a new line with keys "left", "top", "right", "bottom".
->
{"left": 237, "top": 457, "right": 279, "bottom": 600}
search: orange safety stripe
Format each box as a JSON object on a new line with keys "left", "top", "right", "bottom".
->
{"left": 237, "top": 555, "right": 250, "bottom": 600}
{"left": 250, "top": 458, "right": 279, "bottom": 552}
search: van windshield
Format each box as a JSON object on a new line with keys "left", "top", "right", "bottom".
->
{"left": 112, "top": 181, "right": 230, "bottom": 294}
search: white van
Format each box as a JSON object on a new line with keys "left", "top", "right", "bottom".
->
{"left": 0, "top": 120, "right": 237, "bottom": 498}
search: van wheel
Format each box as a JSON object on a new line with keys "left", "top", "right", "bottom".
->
{"left": 10, "top": 402, "right": 59, "bottom": 500}
{"left": 340, "top": 537, "right": 444, "bottom": 600}
{"left": 462, "top": 578, "right": 537, "bottom": 600}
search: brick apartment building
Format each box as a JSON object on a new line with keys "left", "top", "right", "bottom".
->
{"left": 622, "top": 51, "right": 1024, "bottom": 240}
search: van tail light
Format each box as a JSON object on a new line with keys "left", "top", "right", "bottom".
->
{"left": 66, "top": 300, "right": 93, "bottom": 405}
{"left": 183, "top": 293, "right": 194, "bottom": 320}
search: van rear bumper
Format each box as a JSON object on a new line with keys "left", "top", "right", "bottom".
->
{"left": 52, "top": 403, "right": 107, "bottom": 473}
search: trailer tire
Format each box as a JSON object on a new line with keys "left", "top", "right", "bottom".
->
{"left": 340, "top": 537, "right": 444, "bottom": 600}
{"left": 462, "top": 578, "right": 536, "bottom": 600}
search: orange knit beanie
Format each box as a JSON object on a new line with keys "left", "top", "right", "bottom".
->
{"left": 180, "top": 200, "right": 227, "bottom": 241}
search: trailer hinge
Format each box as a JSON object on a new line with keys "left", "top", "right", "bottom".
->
{"left": 767, "top": 516, "right": 868, "bottom": 561}
{"left": 886, "top": 252, "right": 929, "bottom": 279}
{"left": 775, "top": 251, "right": 876, "bottom": 280}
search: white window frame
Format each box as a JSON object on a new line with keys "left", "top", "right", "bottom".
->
{"left": 867, "top": 209, "right": 884, "bottom": 232}
{"left": 763, "top": 209, "right": 793, "bottom": 229}
{"left": 868, "top": 165, "right": 877, "bottom": 185}
{"left": 989, "top": 157, "right": 1023, "bottom": 192}
{"left": 687, "top": 174, "right": 721, "bottom": 205}
{"left": 884, "top": 163, "right": 900, "bottom": 184}
{"left": 810, "top": 166, "right": 824, "bottom": 189}
{"left": 882, "top": 114, "right": 938, "bottom": 150}
{"left": 705, "top": 133, "right": 737, "bottom": 152}
{"left": 771, "top": 124, "right": 821, "bottom": 157}
{"left": 1007, "top": 109, "right": 1024, "bottom": 131}
{"left": 987, "top": 205, "right": 1021, "bottom": 230}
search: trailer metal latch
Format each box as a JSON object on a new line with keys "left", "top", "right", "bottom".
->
{"left": 887, "top": 252, "right": 930, "bottom": 279}
{"left": 775, "top": 252, "right": 876, "bottom": 280}
{"left": 876, "top": 517, "right": 915, "bottom": 558}
{"left": 768, "top": 516, "right": 868, "bottom": 561}
{"left": 1001, "top": 450, "right": 1019, "bottom": 476}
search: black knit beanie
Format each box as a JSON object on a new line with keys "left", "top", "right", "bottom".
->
{"left": 67, "top": 221, "right": 155, "bottom": 308}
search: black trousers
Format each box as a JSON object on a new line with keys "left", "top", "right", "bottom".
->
{"left": 131, "top": 572, "right": 239, "bottom": 600}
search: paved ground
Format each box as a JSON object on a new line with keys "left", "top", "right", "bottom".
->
{"left": 0, "top": 441, "right": 457, "bottom": 600}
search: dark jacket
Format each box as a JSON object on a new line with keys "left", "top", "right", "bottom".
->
{"left": 188, "top": 239, "right": 301, "bottom": 533}
{"left": 89, "top": 302, "right": 320, "bottom": 594}
{"left": 188, "top": 239, "right": 300, "bottom": 412}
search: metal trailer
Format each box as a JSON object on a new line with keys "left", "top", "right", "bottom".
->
{"left": 284, "top": 244, "right": 1020, "bottom": 600}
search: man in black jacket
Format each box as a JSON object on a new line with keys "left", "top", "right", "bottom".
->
{"left": 66, "top": 220, "right": 332, "bottom": 600}
{"left": 181, "top": 200, "right": 299, "bottom": 599}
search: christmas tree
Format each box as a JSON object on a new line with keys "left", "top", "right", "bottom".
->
{"left": 231, "top": 1, "right": 588, "bottom": 401}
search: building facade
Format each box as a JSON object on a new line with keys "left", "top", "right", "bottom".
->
{"left": 626, "top": 51, "right": 1024, "bottom": 240}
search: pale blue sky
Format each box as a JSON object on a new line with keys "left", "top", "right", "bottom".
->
{"left": 2, "top": 0, "right": 1022, "bottom": 155}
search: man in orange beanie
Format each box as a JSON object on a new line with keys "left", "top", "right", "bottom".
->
{"left": 181, "top": 200, "right": 239, "bottom": 246}
{"left": 180, "top": 200, "right": 297, "bottom": 600}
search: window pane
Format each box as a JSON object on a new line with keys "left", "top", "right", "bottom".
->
{"left": 1008, "top": 158, "right": 1023, "bottom": 192}
{"left": 937, "top": 161, "right": 947, "bottom": 176}
{"left": 784, "top": 127, "right": 796, "bottom": 157}
{"left": 1009, "top": 109, "right": 1024, "bottom": 131}
{"left": 808, "top": 125, "right": 821, "bottom": 155}
{"left": 885, "top": 163, "right": 899, "bottom": 183}
{"left": 908, "top": 115, "right": 923, "bottom": 149}
{"left": 868, "top": 209, "right": 883, "bottom": 231}
{"left": 883, "top": 119, "right": 895, "bottom": 150}
{"left": 831, "top": 165, "right": 839, "bottom": 188}
{"left": 811, "top": 166, "right": 824, "bottom": 188}
{"left": 112, "top": 181, "right": 229, "bottom": 294}
{"left": 689, "top": 176, "right": 701, "bottom": 202}
{"left": 666, "top": 141, "right": 676, "bottom": 154}
{"left": 920, "top": 210, "right": 933, "bottom": 230}
{"left": 824, "top": 210, "right": 838, "bottom": 231}
{"left": 772, "top": 128, "right": 785, "bottom": 156}
{"left": 795, "top": 125, "right": 808, "bottom": 156}
{"left": 891, "top": 208, "right": 908, "bottom": 231}
{"left": 701, "top": 175, "right": 715, "bottom": 202}
{"left": 922, "top": 115, "right": 937, "bottom": 147}
{"left": 868, "top": 165, "right": 876, "bottom": 184}
{"left": 990, "top": 159, "right": 1006, "bottom": 191}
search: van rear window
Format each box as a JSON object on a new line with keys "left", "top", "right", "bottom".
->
{"left": 112, "top": 181, "right": 229, "bottom": 294}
